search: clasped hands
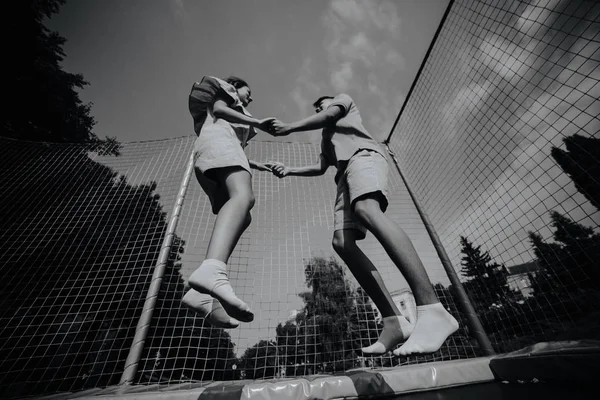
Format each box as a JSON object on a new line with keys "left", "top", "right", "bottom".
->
{"left": 254, "top": 118, "right": 292, "bottom": 177}
{"left": 254, "top": 160, "right": 288, "bottom": 178}
{"left": 257, "top": 118, "right": 292, "bottom": 136}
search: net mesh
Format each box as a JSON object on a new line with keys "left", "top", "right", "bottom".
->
{"left": 0, "top": 138, "right": 190, "bottom": 396}
{"left": 0, "top": 0, "right": 598, "bottom": 397}
{"left": 135, "top": 140, "right": 476, "bottom": 385}
{"left": 0, "top": 136, "right": 474, "bottom": 396}
{"left": 387, "top": 0, "right": 599, "bottom": 353}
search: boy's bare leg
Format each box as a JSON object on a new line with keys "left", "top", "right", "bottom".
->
{"left": 189, "top": 168, "right": 254, "bottom": 322}
{"left": 333, "top": 229, "right": 413, "bottom": 354}
{"left": 353, "top": 196, "right": 458, "bottom": 355}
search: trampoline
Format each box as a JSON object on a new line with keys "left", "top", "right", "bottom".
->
{"left": 2, "top": 0, "right": 599, "bottom": 399}
{"left": 32, "top": 341, "right": 598, "bottom": 399}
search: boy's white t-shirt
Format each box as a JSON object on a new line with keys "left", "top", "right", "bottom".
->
{"left": 320, "top": 93, "right": 384, "bottom": 167}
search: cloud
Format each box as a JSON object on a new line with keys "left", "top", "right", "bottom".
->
{"left": 291, "top": 58, "right": 319, "bottom": 111}
{"left": 340, "top": 32, "right": 376, "bottom": 67}
{"left": 329, "top": 0, "right": 401, "bottom": 35}
{"left": 330, "top": 0, "right": 365, "bottom": 25}
{"left": 323, "top": 0, "right": 406, "bottom": 137}
{"left": 331, "top": 62, "right": 354, "bottom": 91}
{"left": 288, "top": 58, "right": 323, "bottom": 141}
{"left": 170, "top": 0, "right": 186, "bottom": 19}
{"left": 431, "top": 2, "right": 600, "bottom": 267}
{"left": 285, "top": 0, "right": 407, "bottom": 140}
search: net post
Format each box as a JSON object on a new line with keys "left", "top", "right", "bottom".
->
{"left": 384, "top": 0, "right": 455, "bottom": 144}
{"left": 119, "top": 151, "right": 196, "bottom": 385}
{"left": 385, "top": 144, "right": 496, "bottom": 356}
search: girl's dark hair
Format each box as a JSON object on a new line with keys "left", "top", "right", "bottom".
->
{"left": 225, "top": 76, "right": 250, "bottom": 89}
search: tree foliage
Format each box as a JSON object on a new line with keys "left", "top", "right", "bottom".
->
{"left": 239, "top": 340, "right": 278, "bottom": 380}
{"left": 2, "top": 0, "right": 118, "bottom": 154}
{"left": 0, "top": 139, "right": 240, "bottom": 397}
{"left": 241, "top": 257, "right": 385, "bottom": 378}
{"left": 136, "top": 237, "right": 240, "bottom": 384}
{"left": 551, "top": 134, "right": 600, "bottom": 211}
{"left": 529, "top": 211, "right": 600, "bottom": 295}
{"left": 459, "top": 236, "right": 518, "bottom": 310}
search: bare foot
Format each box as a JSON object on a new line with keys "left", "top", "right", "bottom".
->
{"left": 362, "top": 315, "right": 414, "bottom": 355}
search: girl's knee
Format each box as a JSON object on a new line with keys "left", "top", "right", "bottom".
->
{"left": 246, "top": 193, "right": 256, "bottom": 210}
{"left": 243, "top": 213, "right": 252, "bottom": 229}
{"left": 231, "top": 191, "right": 255, "bottom": 210}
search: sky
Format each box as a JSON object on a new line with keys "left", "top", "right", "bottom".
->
{"left": 41, "top": 0, "right": 600, "bottom": 359}
{"left": 47, "top": 0, "right": 450, "bottom": 144}
{"left": 46, "top": 0, "right": 452, "bottom": 356}
{"left": 385, "top": 0, "right": 600, "bottom": 270}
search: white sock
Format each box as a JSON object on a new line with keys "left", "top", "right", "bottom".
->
{"left": 182, "top": 290, "right": 239, "bottom": 329}
{"left": 393, "top": 303, "right": 458, "bottom": 356}
{"left": 188, "top": 259, "right": 254, "bottom": 322}
{"left": 362, "top": 315, "right": 414, "bottom": 355}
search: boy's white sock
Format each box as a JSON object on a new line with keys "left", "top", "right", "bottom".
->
{"left": 393, "top": 303, "right": 458, "bottom": 356}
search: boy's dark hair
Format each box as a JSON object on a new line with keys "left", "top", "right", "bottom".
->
{"left": 225, "top": 76, "right": 250, "bottom": 89}
{"left": 313, "top": 96, "right": 335, "bottom": 108}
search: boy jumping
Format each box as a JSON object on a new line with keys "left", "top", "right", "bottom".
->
{"left": 266, "top": 94, "right": 458, "bottom": 356}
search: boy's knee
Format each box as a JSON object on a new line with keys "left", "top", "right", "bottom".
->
{"left": 332, "top": 234, "right": 344, "bottom": 254}
{"left": 353, "top": 203, "right": 374, "bottom": 225}
{"left": 353, "top": 195, "right": 384, "bottom": 225}
{"left": 332, "top": 230, "right": 356, "bottom": 255}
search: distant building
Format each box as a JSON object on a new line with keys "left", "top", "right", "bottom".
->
{"left": 374, "top": 288, "right": 416, "bottom": 324}
{"left": 287, "top": 309, "right": 299, "bottom": 323}
{"left": 391, "top": 289, "right": 417, "bottom": 324}
{"left": 506, "top": 260, "right": 539, "bottom": 297}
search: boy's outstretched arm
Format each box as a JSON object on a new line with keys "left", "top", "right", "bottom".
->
{"left": 271, "top": 106, "right": 344, "bottom": 136}
{"left": 266, "top": 154, "right": 329, "bottom": 177}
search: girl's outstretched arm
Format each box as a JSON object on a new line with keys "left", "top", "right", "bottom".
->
{"left": 266, "top": 154, "right": 329, "bottom": 177}
{"left": 271, "top": 106, "right": 344, "bottom": 136}
{"left": 213, "top": 99, "right": 274, "bottom": 131}
{"left": 249, "top": 160, "right": 272, "bottom": 172}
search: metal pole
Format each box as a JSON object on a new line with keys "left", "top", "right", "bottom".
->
{"left": 384, "top": 0, "right": 455, "bottom": 145}
{"left": 385, "top": 145, "right": 495, "bottom": 356}
{"left": 119, "top": 150, "right": 196, "bottom": 384}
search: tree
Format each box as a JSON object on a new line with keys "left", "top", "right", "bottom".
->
{"left": 0, "top": 137, "right": 243, "bottom": 396}
{"left": 459, "top": 236, "right": 516, "bottom": 310}
{"left": 0, "top": 142, "right": 164, "bottom": 396}
{"left": 519, "top": 211, "right": 600, "bottom": 347}
{"left": 551, "top": 134, "right": 600, "bottom": 211}
{"left": 350, "top": 287, "right": 389, "bottom": 366}
{"left": 136, "top": 237, "right": 240, "bottom": 384}
{"left": 2, "top": 0, "right": 117, "bottom": 153}
{"left": 299, "top": 257, "right": 364, "bottom": 372}
{"left": 431, "top": 283, "right": 483, "bottom": 357}
{"left": 239, "top": 340, "right": 279, "bottom": 380}
{"left": 529, "top": 211, "right": 600, "bottom": 296}
{"left": 271, "top": 257, "right": 384, "bottom": 376}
